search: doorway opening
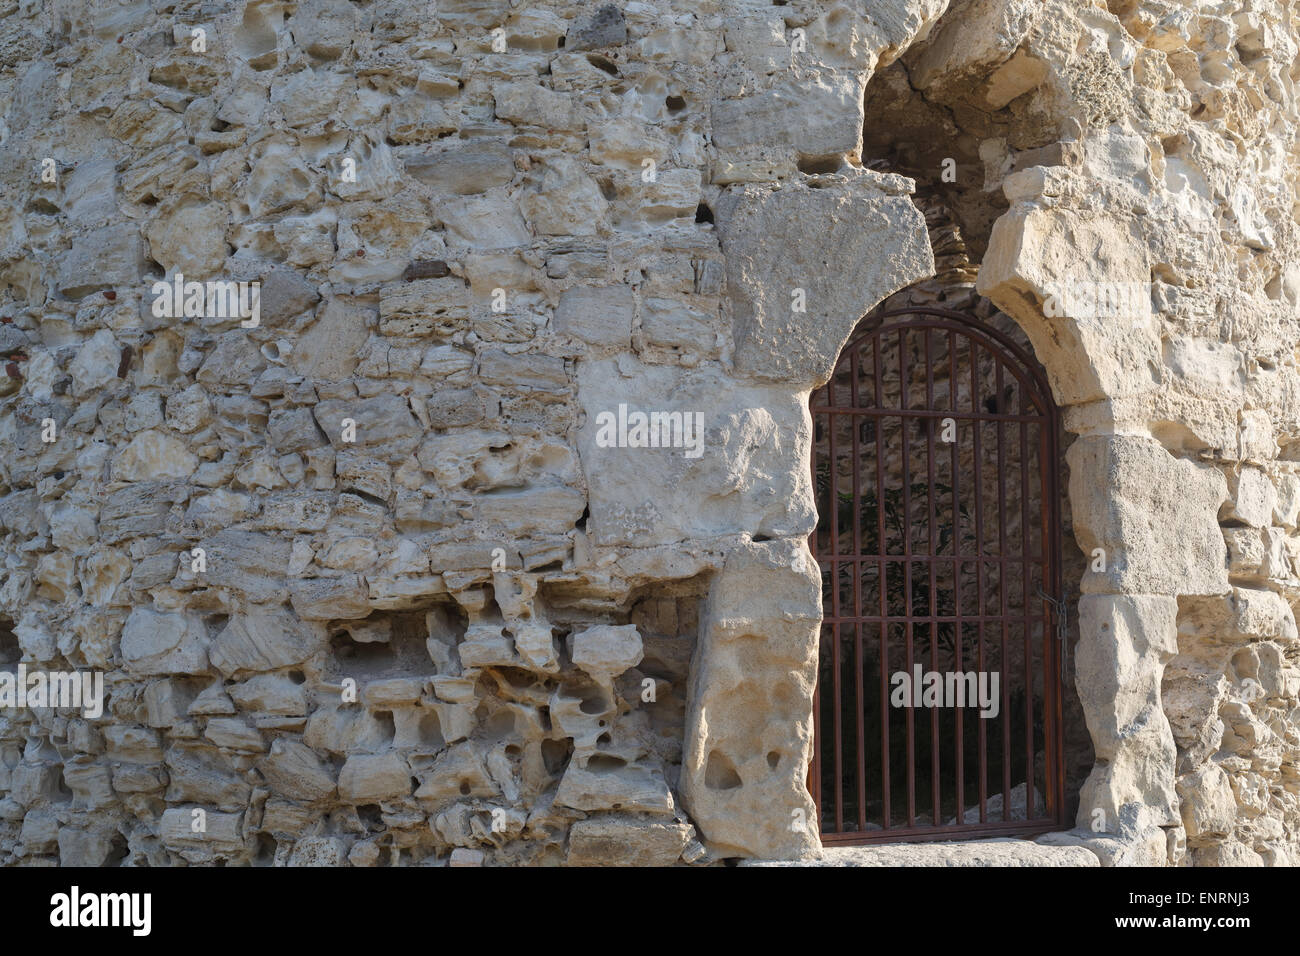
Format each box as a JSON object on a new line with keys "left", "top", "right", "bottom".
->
{"left": 809, "top": 305, "right": 1068, "bottom": 843}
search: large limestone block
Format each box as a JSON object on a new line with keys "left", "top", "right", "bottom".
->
{"left": 566, "top": 816, "right": 692, "bottom": 866}
{"left": 715, "top": 176, "right": 933, "bottom": 386}
{"left": 554, "top": 756, "right": 674, "bottom": 814}
{"left": 403, "top": 141, "right": 515, "bottom": 195}
{"left": 160, "top": 809, "right": 246, "bottom": 858}
{"left": 978, "top": 204, "right": 1159, "bottom": 406}
{"left": 554, "top": 284, "right": 634, "bottom": 348}
{"left": 208, "top": 610, "right": 322, "bottom": 676}
{"left": 112, "top": 430, "right": 199, "bottom": 482}
{"left": 711, "top": 72, "right": 865, "bottom": 161}
{"left": 121, "top": 609, "right": 210, "bottom": 676}
{"left": 570, "top": 624, "right": 643, "bottom": 686}
{"left": 906, "top": 0, "right": 1043, "bottom": 99}
{"left": 198, "top": 530, "right": 292, "bottom": 604}
{"left": 1175, "top": 763, "right": 1236, "bottom": 846}
{"left": 57, "top": 223, "right": 147, "bottom": 298}
{"left": 1068, "top": 435, "right": 1229, "bottom": 596}
{"left": 338, "top": 752, "right": 413, "bottom": 803}
{"left": 257, "top": 739, "right": 337, "bottom": 803}
{"left": 1074, "top": 595, "right": 1179, "bottom": 835}
{"left": 681, "top": 539, "right": 822, "bottom": 859}
{"left": 575, "top": 357, "right": 814, "bottom": 547}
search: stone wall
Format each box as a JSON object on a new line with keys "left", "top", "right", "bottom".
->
{"left": 0, "top": 0, "right": 1297, "bottom": 866}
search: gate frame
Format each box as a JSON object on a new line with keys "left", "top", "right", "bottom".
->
{"left": 808, "top": 305, "right": 1068, "bottom": 845}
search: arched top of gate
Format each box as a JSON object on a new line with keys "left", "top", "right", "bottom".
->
{"left": 831, "top": 306, "right": 1057, "bottom": 419}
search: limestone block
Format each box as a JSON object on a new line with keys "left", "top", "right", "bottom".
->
{"left": 146, "top": 201, "right": 228, "bottom": 277}
{"left": 978, "top": 205, "right": 1159, "bottom": 406}
{"left": 57, "top": 223, "right": 146, "bottom": 297}
{"left": 199, "top": 531, "right": 292, "bottom": 604}
{"left": 554, "top": 755, "right": 674, "bottom": 814}
{"left": 1068, "top": 435, "right": 1229, "bottom": 596}
{"left": 566, "top": 815, "right": 692, "bottom": 866}
{"left": 681, "top": 540, "right": 821, "bottom": 859}
{"left": 479, "top": 350, "right": 567, "bottom": 391}
{"left": 379, "top": 276, "right": 469, "bottom": 338}
{"left": 570, "top": 625, "right": 643, "bottom": 685}
{"left": 403, "top": 142, "right": 515, "bottom": 194}
{"left": 576, "top": 357, "right": 813, "bottom": 547}
{"left": 1074, "top": 595, "right": 1179, "bottom": 834}
{"left": 440, "top": 193, "right": 534, "bottom": 249}
{"left": 290, "top": 575, "right": 372, "bottom": 620}
{"left": 554, "top": 284, "right": 634, "bottom": 348}
{"left": 472, "top": 486, "right": 586, "bottom": 534}
{"left": 1230, "top": 588, "right": 1298, "bottom": 644}
{"left": 338, "top": 752, "right": 413, "bottom": 803}
{"left": 121, "top": 609, "right": 210, "bottom": 676}
{"left": 291, "top": 299, "right": 369, "bottom": 381}
{"left": 160, "top": 808, "right": 246, "bottom": 857}
{"left": 257, "top": 739, "right": 337, "bottom": 803}
{"left": 1176, "top": 763, "right": 1236, "bottom": 845}
{"left": 313, "top": 394, "right": 421, "bottom": 450}
{"left": 493, "top": 82, "right": 582, "bottom": 131}
{"left": 715, "top": 176, "right": 933, "bottom": 386}
{"left": 204, "top": 717, "right": 266, "bottom": 753}
{"left": 229, "top": 674, "right": 308, "bottom": 715}
{"left": 56, "top": 826, "right": 120, "bottom": 867}
{"left": 712, "top": 73, "right": 865, "bottom": 161}
{"left": 520, "top": 157, "right": 608, "bottom": 236}
{"left": 69, "top": 329, "right": 121, "bottom": 398}
{"left": 112, "top": 430, "right": 199, "bottom": 482}
{"left": 1221, "top": 467, "right": 1276, "bottom": 528}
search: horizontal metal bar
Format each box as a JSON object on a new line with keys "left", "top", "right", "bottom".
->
{"left": 811, "top": 407, "right": 1046, "bottom": 423}
{"left": 814, "top": 554, "right": 1046, "bottom": 562}
{"left": 819, "top": 818, "right": 1058, "bottom": 844}
{"left": 821, "top": 614, "right": 1045, "bottom": 625}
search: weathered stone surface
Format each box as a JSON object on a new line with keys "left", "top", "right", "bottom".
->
{"left": 682, "top": 540, "right": 822, "bottom": 859}
{"left": 209, "top": 611, "right": 322, "bottom": 677}
{"left": 1075, "top": 595, "right": 1180, "bottom": 835}
{"left": 576, "top": 357, "right": 814, "bottom": 547}
{"left": 566, "top": 816, "right": 692, "bottom": 866}
{"left": 1069, "top": 436, "right": 1229, "bottom": 596}
{"left": 554, "top": 285, "right": 634, "bottom": 349}
{"left": 744, "top": 839, "right": 1099, "bottom": 867}
{"left": 121, "top": 609, "right": 210, "bottom": 676}
{"left": 715, "top": 177, "right": 933, "bottom": 386}
{"left": 6, "top": 0, "right": 1300, "bottom": 871}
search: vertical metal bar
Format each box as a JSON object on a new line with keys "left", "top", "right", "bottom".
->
{"left": 950, "top": 330, "right": 964, "bottom": 826}
{"left": 925, "top": 328, "right": 940, "bottom": 826}
{"left": 971, "top": 342, "right": 987, "bottom": 824}
{"left": 850, "top": 347, "right": 866, "bottom": 832}
{"left": 900, "top": 326, "right": 915, "bottom": 829}
{"left": 828, "top": 374, "right": 843, "bottom": 834}
{"left": 1043, "top": 401, "right": 1064, "bottom": 826}
{"left": 874, "top": 331, "right": 890, "bottom": 830}
{"left": 995, "top": 359, "right": 1012, "bottom": 820}
{"left": 1020, "top": 395, "right": 1035, "bottom": 818}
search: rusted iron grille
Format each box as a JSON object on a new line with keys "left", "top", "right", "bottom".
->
{"left": 809, "top": 307, "right": 1066, "bottom": 844}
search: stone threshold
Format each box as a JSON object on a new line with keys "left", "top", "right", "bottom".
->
{"left": 741, "top": 836, "right": 1099, "bottom": 867}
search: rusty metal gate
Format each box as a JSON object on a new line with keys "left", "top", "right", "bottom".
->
{"left": 809, "top": 306, "right": 1066, "bottom": 844}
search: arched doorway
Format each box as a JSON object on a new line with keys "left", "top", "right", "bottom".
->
{"left": 809, "top": 306, "right": 1067, "bottom": 844}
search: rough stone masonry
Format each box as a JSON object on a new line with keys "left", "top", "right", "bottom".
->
{"left": 0, "top": 0, "right": 1297, "bottom": 867}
